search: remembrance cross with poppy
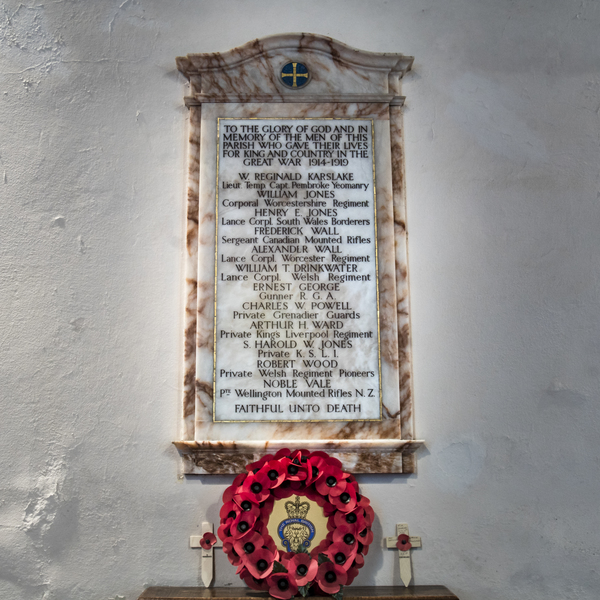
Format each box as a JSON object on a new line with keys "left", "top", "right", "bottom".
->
{"left": 385, "top": 522, "right": 422, "bottom": 587}
{"left": 190, "top": 521, "right": 223, "bottom": 587}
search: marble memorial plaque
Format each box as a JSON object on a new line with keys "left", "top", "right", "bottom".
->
{"left": 173, "top": 34, "right": 424, "bottom": 474}
{"left": 214, "top": 118, "right": 381, "bottom": 422}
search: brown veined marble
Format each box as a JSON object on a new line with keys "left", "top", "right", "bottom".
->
{"left": 176, "top": 34, "right": 422, "bottom": 473}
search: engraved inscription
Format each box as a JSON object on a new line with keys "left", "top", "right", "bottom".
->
{"left": 214, "top": 118, "right": 381, "bottom": 422}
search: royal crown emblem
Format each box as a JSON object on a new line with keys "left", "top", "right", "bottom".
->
{"left": 285, "top": 496, "right": 310, "bottom": 519}
{"left": 278, "top": 496, "right": 316, "bottom": 552}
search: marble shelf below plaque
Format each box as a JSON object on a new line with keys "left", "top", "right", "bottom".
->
{"left": 173, "top": 439, "right": 425, "bottom": 475}
{"left": 138, "top": 586, "right": 459, "bottom": 600}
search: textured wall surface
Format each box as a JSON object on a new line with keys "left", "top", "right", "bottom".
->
{"left": 1, "top": 1, "right": 599, "bottom": 599}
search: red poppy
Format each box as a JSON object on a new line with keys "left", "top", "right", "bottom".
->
{"left": 289, "top": 449, "right": 306, "bottom": 462}
{"left": 217, "top": 522, "right": 231, "bottom": 542}
{"left": 245, "top": 547, "right": 277, "bottom": 579}
{"left": 246, "top": 454, "right": 274, "bottom": 473}
{"left": 358, "top": 527, "right": 374, "bottom": 545}
{"left": 222, "top": 536, "right": 242, "bottom": 566}
{"left": 396, "top": 533, "right": 412, "bottom": 551}
{"left": 241, "top": 470, "right": 271, "bottom": 502}
{"left": 260, "top": 497, "right": 275, "bottom": 520}
{"left": 329, "top": 483, "right": 358, "bottom": 513}
{"left": 345, "top": 475, "right": 359, "bottom": 489}
{"left": 199, "top": 531, "right": 217, "bottom": 550}
{"left": 311, "top": 451, "right": 343, "bottom": 470}
{"left": 289, "top": 481, "right": 305, "bottom": 494}
{"left": 345, "top": 479, "right": 360, "bottom": 495}
{"left": 277, "top": 551, "right": 294, "bottom": 571}
{"left": 279, "top": 455, "right": 308, "bottom": 482}
{"left": 219, "top": 500, "right": 239, "bottom": 522}
{"left": 272, "top": 481, "right": 295, "bottom": 499}
{"left": 333, "top": 508, "right": 367, "bottom": 533}
{"left": 253, "top": 519, "right": 267, "bottom": 538}
{"left": 305, "top": 485, "right": 329, "bottom": 508}
{"left": 299, "top": 452, "right": 317, "bottom": 482}
{"left": 230, "top": 511, "right": 258, "bottom": 539}
{"left": 240, "top": 568, "right": 270, "bottom": 592}
{"left": 316, "top": 561, "right": 348, "bottom": 594}
{"left": 263, "top": 534, "right": 279, "bottom": 556}
{"left": 325, "top": 541, "right": 357, "bottom": 571}
{"left": 357, "top": 492, "right": 370, "bottom": 505}
{"left": 267, "top": 572, "right": 299, "bottom": 600}
{"left": 333, "top": 525, "right": 358, "bottom": 551}
{"left": 310, "top": 538, "right": 330, "bottom": 559}
{"left": 305, "top": 455, "right": 326, "bottom": 485}
{"left": 232, "top": 494, "right": 261, "bottom": 520}
{"left": 232, "top": 472, "right": 248, "bottom": 486}
{"left": 345, "top": 564, "right": 359, "bottom": 586}
{"left": 274, "top": 448, "right": 292, "bottom": 460}
{"left": 322, "top": 501, "right": 337, "bottom": 517}
{"left": 287, "top": 553, "right": 318, "bottom": 586}
{"left": 233, "top": 531, "right": 265, "bottom": 559}
{"left": 357, "top": 527, "right": 374, "bottom": 554}
{"left": 223, "top": 473, "right": 247, "bottom": 503}
{"left": 259, "top": 459, "right": 287, "bottom": 488}
{"left": 353, "top": 553, "right": 365, "bottom": 568}
{"left": 362, "top": 504, "right": 375, "bottom": 527}
{"left": 222, "top": 535, "right": 235, "bottom": 553}
{"left": 315, "top": 463, "right": 349, "bottom": 498}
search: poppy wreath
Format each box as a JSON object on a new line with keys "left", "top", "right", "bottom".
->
{"left": 217, "top": 448, "right": 374, "bottom": 600}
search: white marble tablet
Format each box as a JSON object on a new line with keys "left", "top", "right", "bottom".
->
{"left": 175, "top": 34, "right": 423, "bottom": 473}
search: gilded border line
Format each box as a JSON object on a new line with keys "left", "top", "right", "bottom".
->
{"left": 213, "top": 117, "right": 382, "bottom": 423}
{"left": 212, "top": 118, "right": 221, "bottom": 419}
{"left": 371, "top": 118, "right": 384, "bottom": 423}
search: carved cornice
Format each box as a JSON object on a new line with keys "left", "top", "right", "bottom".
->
{"left": 176, "top": 33, "right": 413, "bottom": 79}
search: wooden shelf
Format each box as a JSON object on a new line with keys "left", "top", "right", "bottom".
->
{"left": 138, "top": 586, "right": 459, "bottom": 600}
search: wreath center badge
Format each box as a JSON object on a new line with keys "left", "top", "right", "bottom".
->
{"left": 217, "top": 449, "right": 374, "bottom": 600}
{"left": 279, "top": 496, "right": 315, "bottom": 552}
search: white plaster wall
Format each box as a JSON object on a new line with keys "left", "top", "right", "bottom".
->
{"left": 1, "top": 1, "right": 599, "bottom": 599}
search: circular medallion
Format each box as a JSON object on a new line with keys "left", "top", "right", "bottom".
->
{"left": 217, "top": 449, "right": 374, "bottom": 598}
{"left": 280, "top": 62, "right": 310, "bottom": 89}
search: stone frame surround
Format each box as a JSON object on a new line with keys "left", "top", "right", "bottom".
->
{"left": 174, "top": 34, "right": 423, "bottom": 474}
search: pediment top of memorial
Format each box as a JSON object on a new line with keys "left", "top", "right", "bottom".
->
{"left": 176, "top": 33, "right": 413, "bottom": 74}
{"left": 176, "top": 33, "right": 413, "bottom": 102}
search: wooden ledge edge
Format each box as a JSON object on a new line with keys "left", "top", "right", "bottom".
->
{"left": 139, "top": 585, "right": 458, "bottom": 600}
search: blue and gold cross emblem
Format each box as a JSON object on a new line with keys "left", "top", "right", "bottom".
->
{"left": 280, "top": 62, "right": 310, "bottom": 89}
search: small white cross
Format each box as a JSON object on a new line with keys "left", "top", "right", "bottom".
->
{"left": 385, "top": 523, "right": 422, "bottom": 587}
{"left": 190, "top": 522, "right": 223, "bottom": 587}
